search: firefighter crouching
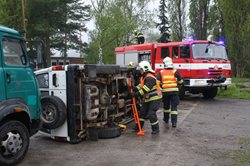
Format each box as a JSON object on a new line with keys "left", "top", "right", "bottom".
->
{"left": 131, "top": 61, "right": 162, "bottom": 134}
{"left": 157, "top": 57, "right": 183, "bottom": 128}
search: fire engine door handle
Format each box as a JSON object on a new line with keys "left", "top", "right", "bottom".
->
{"left": 52, "top": 73, "right": 58, "bottom": 87}
{"left": 6, "top": 73, "right": 11, "bottom": 84}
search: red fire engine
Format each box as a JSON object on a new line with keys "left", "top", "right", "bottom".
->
{"left": 115, "top": 40, "right": 232, "bottom": 99}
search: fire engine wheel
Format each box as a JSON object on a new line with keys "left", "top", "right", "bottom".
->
{"left": 202, "top": 87, "right": 218, "bottom": 99}
{"left": 179, "top": 86, "right": 186, "bottom": 100}
{"left": 0, "top": 120, "right": 29, "bottom": 166}
{"left": 98, "top": 126, "right": 121, "bottom": 139}
{"left": 41, "top": 96, "right": 67, "bottom": 129}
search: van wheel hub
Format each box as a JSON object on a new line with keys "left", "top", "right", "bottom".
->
{"left": 1, "top": 132, "right": 23, "bottom": 155}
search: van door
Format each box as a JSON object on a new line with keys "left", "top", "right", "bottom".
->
{"left": 1, "top": 36, "right": 39, "bottom": 119}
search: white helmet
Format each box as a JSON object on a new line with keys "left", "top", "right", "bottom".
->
{"left": 138, "top": 61, "right": 155, "bottom": 73}
{"left": 163, "top": 57, "right": 173, "bottom": 68}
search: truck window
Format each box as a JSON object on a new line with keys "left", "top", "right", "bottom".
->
{"left": 172, "top": 46, "right": 179, "bottom": 59}
{"left": 139, "top": 52, "right": 151, "bottom": 63}
{"left": 2, "top": 37, "right": 27, "bottom": 66}
{"left": 161, "top": 47, "right": 169, "bottom": 59}
{"left": 180, "top": 45, "right": 190, "bottom": 58}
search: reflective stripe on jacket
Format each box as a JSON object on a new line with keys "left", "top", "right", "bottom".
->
{"left": 160, "top": 69, "right": 179, "bottom": 92}
{"left": 137, "top": 73, "right": 162, "bottom": 102}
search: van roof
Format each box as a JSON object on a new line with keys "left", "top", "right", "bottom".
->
{"left": 0, "top": 24, "right": 19, "bottom": 35}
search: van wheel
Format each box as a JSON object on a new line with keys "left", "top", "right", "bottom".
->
{"left": 98, "top": 126, "right": 121, "bottom": 139}
{"left": 41, "top": 96, "right": 66, "bottom": 129}
{"left": 0, "top": 120, "right": 29, "bottom": 166}
{"left": 203, "top": 87, "right": 218, "bottom": 99}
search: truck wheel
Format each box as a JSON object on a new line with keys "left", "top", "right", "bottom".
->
{"left": 41, "top": 96, "right": 66, "bottom": 129}
{"left": 202, "top": 87, "right": 218, "bottom": 99}
{"left": 179, "top": 86, "right": 185, "bottom": 100}
{"left": 98, "top": 126, "right": 121, "bottom": 139}
{"left": 0, "top": 120, "right": 29, "bottom": 166}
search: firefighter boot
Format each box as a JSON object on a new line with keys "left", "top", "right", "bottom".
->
{"left": 151, "top": 123, "right": 159, "bottom": 135}
{"left": 163, "top": 112, "right": 170, "bottom": 124}
{"left": 132, "top": 121, "right": 144, "bottom": 131}
{"left": 171, "top": 114, "right": 177, "bottom": 128}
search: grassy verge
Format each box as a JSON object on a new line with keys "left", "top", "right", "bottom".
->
{"left": 218, "top": 78, "right": 250, "bottom": 100}
{"left": 227, "top": 138, "right": 250, "bottom": 166}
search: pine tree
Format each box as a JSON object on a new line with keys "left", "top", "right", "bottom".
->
{"left": 156, "top": 0, "right": 171, "bottom": 42}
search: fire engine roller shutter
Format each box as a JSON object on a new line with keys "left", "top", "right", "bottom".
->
{"left": 40, "top": 96, "right": 66, "bottom": 129}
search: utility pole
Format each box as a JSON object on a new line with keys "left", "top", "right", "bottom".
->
{"left": 21, "top": 0, "right": 26, "bottom": 37}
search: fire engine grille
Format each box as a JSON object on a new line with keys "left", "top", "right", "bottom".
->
{"left": 208, "top": 67, "right": 222, "bottom": 77}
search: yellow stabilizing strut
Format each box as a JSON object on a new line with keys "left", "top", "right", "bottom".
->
{"left": 127, "top": 78, "right": 144, "bottom": 136}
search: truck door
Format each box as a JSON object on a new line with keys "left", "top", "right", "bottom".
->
{"left": 1, "top": 36, "right": 39, "bottom": 118}
{"left": 177, "top": 45, "right": 191, "bottom": 78}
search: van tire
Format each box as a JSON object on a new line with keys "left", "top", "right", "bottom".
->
{"left": 98, "top": 126, "right": 121, "bottom": 139}
{"left": 0, "top": 120, "right": 29, "bottom": 166}
{"left": 41, "top": 96, "right": 66, "bottom": 129}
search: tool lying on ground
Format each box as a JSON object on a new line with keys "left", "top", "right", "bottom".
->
{"left": 128, "top": 78, "right": 144, "bottom": 136}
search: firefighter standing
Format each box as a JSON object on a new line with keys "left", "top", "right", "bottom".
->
{"left": 134, "top": 30, "right": 145, "bottom": 44}
{"left": 131, "top": 61, "right": 162, "bottom": 134}
{"left": 157, "top": 57, "right": 183, "bottom": 127}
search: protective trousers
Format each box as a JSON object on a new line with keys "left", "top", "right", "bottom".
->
{"left": 138, "top": 99, "right": 161, "bottom": 132}
{"left": 162, "top": 93, "right": 179, "bottom": 127}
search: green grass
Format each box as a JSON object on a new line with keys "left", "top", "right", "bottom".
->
{"left": 226, "top": 138, "right": 250, "bottom": 166}
{"left": 218, "top": 78, "right": 250, "bottom": 100}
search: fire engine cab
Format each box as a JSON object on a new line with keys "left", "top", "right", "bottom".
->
{"left": 115, "top": 40, "right": 232, "bottom": 99}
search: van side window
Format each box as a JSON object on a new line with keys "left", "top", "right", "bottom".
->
{"left": 172, "top": 46, "right": 179, "bottom": 59}
{"left": 2, "top": 37, "right": 26, "bottom": 66}
{"left": 180, "top": 45, "right": 190, "bottom": 58}
{"left": 161, "top": 47, "right": 169, "bottom": 59}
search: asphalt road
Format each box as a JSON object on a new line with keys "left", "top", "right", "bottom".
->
{"left": 19, "top": 96, "right": 250, "bottom": 166}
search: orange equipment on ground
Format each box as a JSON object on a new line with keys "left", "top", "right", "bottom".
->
{"left": 127, "top": 78, "right": 144, "bottom": 136}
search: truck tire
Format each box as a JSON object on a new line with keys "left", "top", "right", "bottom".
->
{"left": 179, "top": 86, "right": 185, "bottom": 100}
{"left": 0, "top": 120, "right": 29, "bottom": 166}
{"left": 98, "top": 126, "right": 121, "bottom": 139}
{"left": 41, "top": 96, "right": 66, "bottom": 129}
{"left": 202, "top": 87, "right": 218, "bottom": 99}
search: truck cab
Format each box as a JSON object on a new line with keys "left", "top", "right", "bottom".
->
{"left": 0, "top": 25, "right": 41, "bottom": 165}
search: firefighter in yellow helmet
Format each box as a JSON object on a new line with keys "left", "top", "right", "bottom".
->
{"left": 134, "top": 30, "right": 145, "bottom": 44}
{"left": 131, "top": 61, "right": 162, "bottom": 134}
{"left": 128, "top": 61, "right": 134, "bottom": 67}
{"left": 157, "top": 57, "right": 183, "bottom": 127}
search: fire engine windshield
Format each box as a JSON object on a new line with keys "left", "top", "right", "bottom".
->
{"left": 192, "top": 43, "right": 228, "bottom": 60}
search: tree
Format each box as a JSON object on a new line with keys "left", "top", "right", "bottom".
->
{"left": 0, "top": 0, "right": 23, "bottom": 30}
{"left": 156, "top": 0, "right": 171, "bottom": 34}
{"left": 85, "top": 0, "right": 152, "bottom": 64}
{"left": 207, "top": 0, "right": 225, "bottom": 41}
{"left": 26, "top": 0, "right": 61, "bottom": 66}
{"left": 26, "top": 0, "right": 90, "bottom": 66}
{"left": 220, "top": 0, "right": 250, "bottom": 77}
{"left": 168, "top": 0, "right": 187, "bottom": 41}
{"left": 52, "top": 0, "right": 90, "bottom": 64}
{"left": 189, "top": 0, "right": 211, "bottom": 40}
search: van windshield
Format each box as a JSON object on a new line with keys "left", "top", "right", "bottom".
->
{"left": 192, "top": 43, "right": 228, "bottom": 60}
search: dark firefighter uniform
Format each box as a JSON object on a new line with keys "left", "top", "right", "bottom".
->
{"left": 157, "top": 68, "right": 183, "bottom": 127}
{"left": 134, "top": 31, "right": 145, "bottom": 44}
{"left": 133, "top": 71, "right": 162, "bottom": 134}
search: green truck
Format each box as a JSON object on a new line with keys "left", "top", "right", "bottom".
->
{"left": 0, "top": 25, "right": 41, "bottom": 165}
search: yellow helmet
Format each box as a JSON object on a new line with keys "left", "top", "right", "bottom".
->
{"left": 128, "top": 61, "right": 133, "bottom": 67}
